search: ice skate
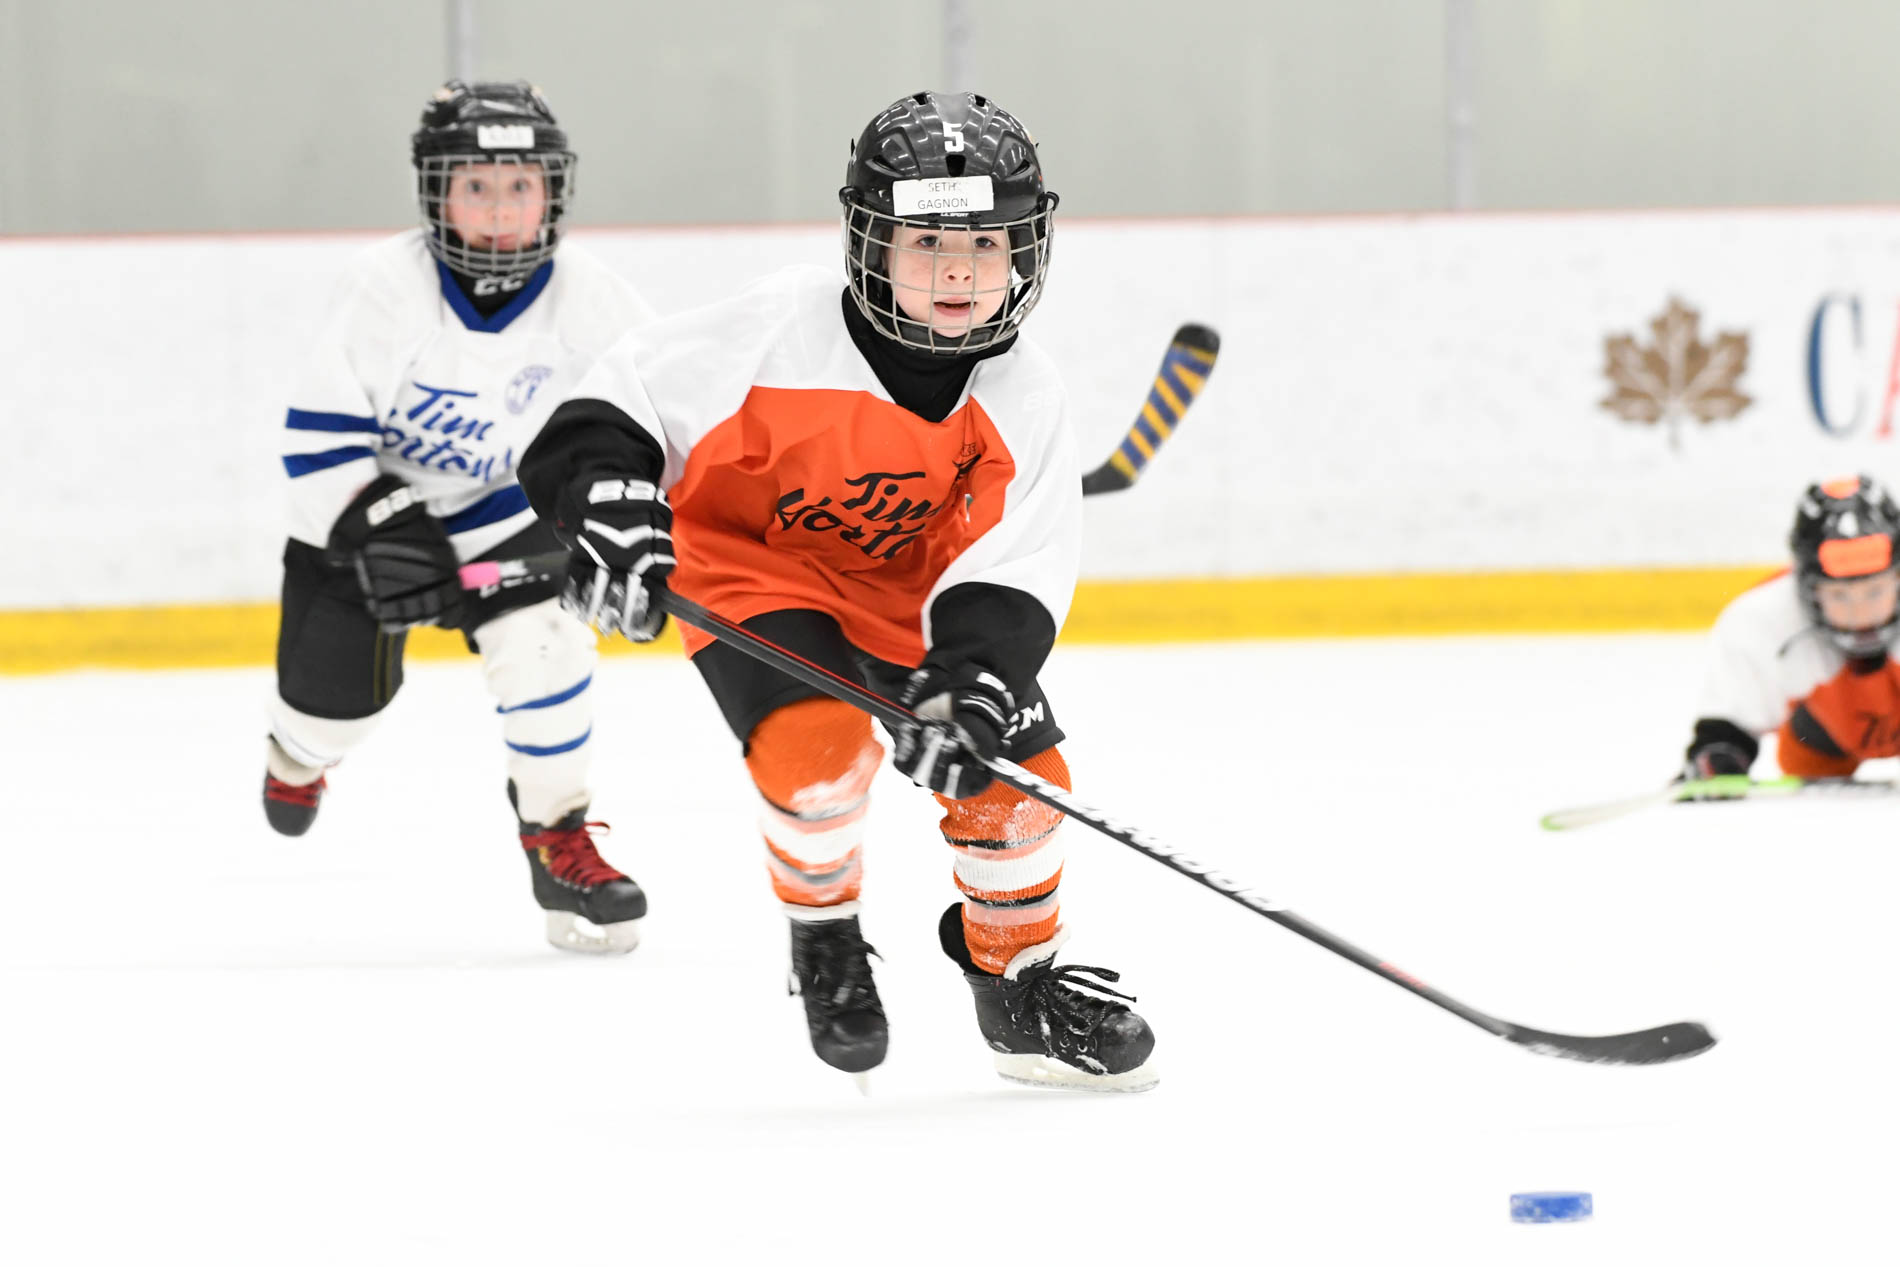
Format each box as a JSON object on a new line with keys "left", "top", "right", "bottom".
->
{"left": 262, "top": 736, "right": 327, "bottom": 837}
{"left": 940, "top": 904, "right": 1157, "bottom": 1092}
{"left": 519, "top": 809, "right": 646, "bottom": 953}
{"left": 787, "top": 905, "right": 888, "bottom": 1077}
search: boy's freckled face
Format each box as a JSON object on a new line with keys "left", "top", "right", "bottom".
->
{"left": 887, "top": 226, "right": 1011, "bottom": 337}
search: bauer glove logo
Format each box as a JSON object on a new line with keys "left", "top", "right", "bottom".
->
{"left": 365, "top": 485, "right": 419, "bottom": 527}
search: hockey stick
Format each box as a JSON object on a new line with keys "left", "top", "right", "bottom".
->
{"left": 1080, "top": 323, "right": 1220, "bottom": 496}
{"left": 1541, "top": 773, "right": 1900, "bottom": 832}
{"left": 461, "top": 562, "right": 1708, "bottom": 1067}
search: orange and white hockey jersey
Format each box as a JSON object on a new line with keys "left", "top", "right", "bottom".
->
{"left": 527, "top": 266, "right": 1082, "bottom": 685}
{"left": 1695, "top": 570, "right": 1900, "bottom": 776}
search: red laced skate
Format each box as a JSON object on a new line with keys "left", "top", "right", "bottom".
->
{"left": 521, "top": 819, "right": 625, "bottom": 888}
{"left": 519, "top": 815, "right": 645, "bottom": 954}
{"left": 262, "top": 771, "right": 326, "bottom": 837}
{"left": 265, "top": 773, "right": 325, "bottom": 808}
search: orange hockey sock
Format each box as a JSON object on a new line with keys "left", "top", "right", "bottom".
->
{"left": 745, "top": 697, "right": 882, "bottom": 908}
{"left": 940, "top": 745, "right": 1070, "bottom": 975}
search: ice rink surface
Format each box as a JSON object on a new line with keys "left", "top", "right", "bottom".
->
{"left": 6, "top": 634, "right": 1895, "bottom": 1264}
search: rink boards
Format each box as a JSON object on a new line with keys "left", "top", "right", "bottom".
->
{"left": 8, "top": 204, "right": 1900, "bottom": 670}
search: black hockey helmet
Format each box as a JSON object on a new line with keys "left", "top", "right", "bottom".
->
{"left": 1789, "top": 473, "right": 1900, "bottom": 656}
{"left": 840, "top": 91, "right": 1057, "bottom": 354}
{"left": 411, "top": 80, "right": 576, "bottom": 279}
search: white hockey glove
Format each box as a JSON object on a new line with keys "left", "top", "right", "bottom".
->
{"left": 891, "top": 663, "right": 1013, "bottom": 800}
{"left": 553, "top": 476, "right": 677, "bottom": 642}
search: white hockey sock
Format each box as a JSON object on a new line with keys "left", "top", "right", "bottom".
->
{"left": 477, "top": 599, "right": 598, "bottom": 826}
{"left": 267, "top": 698, "right": 381, "bottom": 775}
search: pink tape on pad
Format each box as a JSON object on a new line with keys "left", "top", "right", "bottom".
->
{"left": 458, "top": 561, "right": 505, "bottom": 589}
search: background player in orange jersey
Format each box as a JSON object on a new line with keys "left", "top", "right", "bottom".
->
{"left": 517, "top": 91, "right": 1157, "bottom": 1091}
{"left": 1684, "top": 475, "right": 1900, "bottom": 782}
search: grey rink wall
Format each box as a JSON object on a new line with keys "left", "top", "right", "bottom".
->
{"left": 4, "top": 0, "right": 1900, "bottom": 234}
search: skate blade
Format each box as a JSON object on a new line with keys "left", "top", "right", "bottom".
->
{"left": 544, "top": 911, "right": 641, "bottom": 955}
{"left": 992, "top": 1053, "right": 1159, "bottom": 1093}
{"left": 852, "top": 1072, "right": 873, "bottom": 1097}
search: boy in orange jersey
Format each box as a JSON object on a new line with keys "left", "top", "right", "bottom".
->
{"left": 517, "top": 91, "right": 1156, "bottom": 1091}
{"left": 1684, "top": 475, "right": 1900, "bottom": 781}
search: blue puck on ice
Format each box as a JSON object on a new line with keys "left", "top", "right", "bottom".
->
{"left": 1510, "top": 1191, "right": 1592, "bottom": 1223}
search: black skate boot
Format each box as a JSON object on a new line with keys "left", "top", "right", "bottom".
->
{"left": 519, "top": 809, "right": 647, "bottom": 954}
{"left": 263, "top": 773, "right": 325, "bottom": 836}
{"left": 787, "top": 908, "right": 889, "bottom": 1077}
{"left": 262, "top": 737, "right": 326, "bottom": 837}
{"left": 939, "top": 903, "right": 1158, "bottom": 1092}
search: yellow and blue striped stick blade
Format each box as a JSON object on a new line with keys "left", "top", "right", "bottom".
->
{"left": 1147, "top": 325, "right": 1219, "bottom": 432}
{"left": 1082, "top": 324, "right": 1221, "bottom": 495}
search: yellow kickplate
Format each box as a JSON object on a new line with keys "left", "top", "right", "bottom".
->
{"left": 0, "top": 566, "right": 1770, "bottom": 676}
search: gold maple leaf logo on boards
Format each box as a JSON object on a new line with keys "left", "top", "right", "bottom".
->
{"left": 1600, "top": 296, "right": 1752, "bottom": 450}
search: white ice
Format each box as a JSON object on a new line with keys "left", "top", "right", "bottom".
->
{"left": 4, "top": 636, "right": 1894, "bottom": 1264}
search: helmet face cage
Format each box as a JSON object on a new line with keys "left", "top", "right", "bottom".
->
{"left": 416, "top": 149, "right": 575, "bottom": 279}
{"left": 1791, "top": 475, "right": 1900, "bottom": 656}
{"left": 841, "top": 195, "right": 1055, "bottom": 354}
{"left": 1803, "top": 573, "right": 1900, "bottom": 657}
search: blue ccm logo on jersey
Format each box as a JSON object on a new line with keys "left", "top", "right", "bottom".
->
{"left": 381, "top": 382, "right": 515, "bottom": 481}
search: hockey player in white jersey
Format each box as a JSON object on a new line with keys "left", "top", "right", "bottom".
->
{"left": 264, "top": 80, "right": 655, "bottom": 954}
{"left": 1684, "top": 475, "right": 1900, "bottom": 781}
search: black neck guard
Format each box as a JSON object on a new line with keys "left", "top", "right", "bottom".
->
{"left": 840, "top": 289, "right": 1015, "bottom": 424}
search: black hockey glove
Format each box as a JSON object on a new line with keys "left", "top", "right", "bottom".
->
{"left": 327, "top": 475, "right": 463, "bottom": 632}
{"left": 1677, "top": 717, "right": 1759, "bottom": 796}
{"left": 551, "top": 475, "right": 676, "bottom": 642}
{"left": 1684, "top": 743, "right": 1752, "bottom": 781}
{"left": 1676, "top": 747, "right": 1753, "bottom": 801}
{"left": 891, "top": 663, "right": 1014, "bottom": 800}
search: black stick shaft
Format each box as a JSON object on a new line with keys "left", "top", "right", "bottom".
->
{"left": 652, "top": 588, "right": 1515, "bottom": 1039}
{"left": 462, "top": 556, "right": 1713, "bottom": 1063}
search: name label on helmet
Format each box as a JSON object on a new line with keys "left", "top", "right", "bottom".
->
{"left": 892, "top": 176, "right": 994, "bottom": 217}
{"left": 476, "top": 124, "right": 535, "bottom": 150}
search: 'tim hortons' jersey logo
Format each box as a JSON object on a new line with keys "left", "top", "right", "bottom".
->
{"left": 775, "top": 453, "right": 982, "bottom": 563}
{"left": 381, "top": 380, "right": 516, "bottom": 483}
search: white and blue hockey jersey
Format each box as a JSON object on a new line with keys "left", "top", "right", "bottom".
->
{"left": 279, "top": 228, "right": 655, "bottom": 558}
